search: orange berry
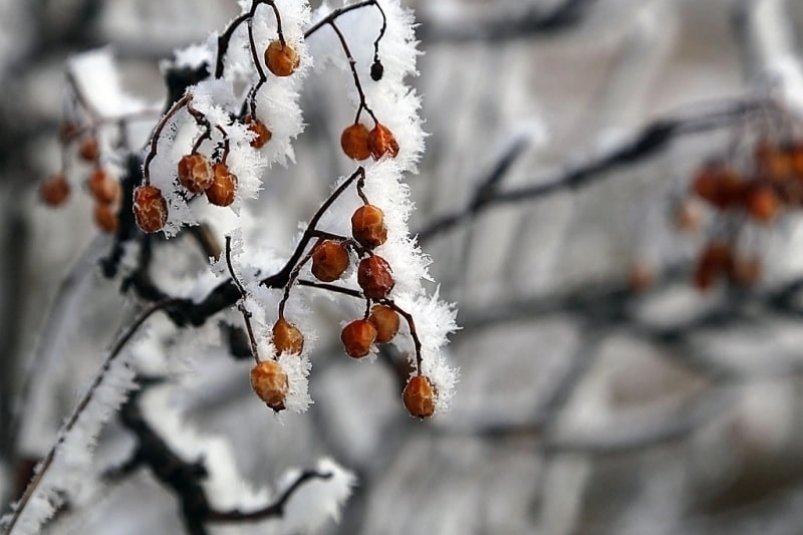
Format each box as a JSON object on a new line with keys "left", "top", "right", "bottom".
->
{"left": 133, "top": 185, "right": 168, "bottom": 234}
{"left": 788, "top": 143, "right": 803, "bottom": 180}
{"left": 745, "top": 182, "right": 780, "bottom": 223}
{"left": 403, "top": 375, "right": 436, "bottom": 419}
{"left": 178, "top": 153, "right": 213, "bottom": 193}
{"left": 273, "top": 318, "right": 304, "bottom": 355}
{"left": 39, "top": 173, "right": 71, "bottom": 207}
{"left": 369, "top": 123, "right": 399, "bottom": 160}
{"left": 206, "top": 163, "right": 238, "bottom": 207}
{"left": 693, "top": 241, "right": 733, "bottom": 291}
{"left": 755, "top": 142, "right": 793, "bottom": 181}
{"left": 351, "top": 204, "right": 387, "bottom": 249}
{"left": 341, "top": 319, "right": 377, "bottom": 359}
{"left": 250, "top": 360, "right": 288, "bottom": 412}
{"left": 94, "top": 203, "right": 118, "bottom": 234}
{"left": 87, "top": 168, "right": 120, "bottom": 205}
{"left": 311, "top": 240, "right": 350, "bottom": 282}
{"left": 78, "top": 137, "right": 100, "bottom": 162}
{"left": 368, "top": 304, "right": 399, "bottom": 343}
{"left": 340, "top": 123, "right": 371, "bottom": 160}
{"left": 245, "top": 115, "right": 272, "bottom": 148}
{"left": 358, "top": 255, "right": 394, "bottom": 300}
{"left": 692, "top": 163, "right": 744, "bottom": 209}
{"left": 265, "top": 40, "right": 299, "bottom": 77}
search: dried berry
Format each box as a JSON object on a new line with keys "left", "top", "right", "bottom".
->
{"left": 94, "top": 203, "right": 118, "bottom": 234}
{"left": 788, "top": 143, "right": 803, "bottom": 180}
{"left": 340, "top": 123, "right": 371, "bottom": 161}
{"left": 78, "top": 137, "right": 100, "bottom": 162}
{"left": 340, "top": 319, "right": 377, "bottom": 359}
{"left": 178, "top": 153, "right": 213, "bottom": 193}
{"left": 206, "top": 163, "right": 238, "bottom": 207}
{"left": 693, "top": 241, "right": 733, "bottom": 291}
{"left": 311, "top": 240, "right": 350, "bottom": 282}
{"left": 40, "top": 174, "right": 71, "bottom": 207}
{"left": 87, "top": 168, "right": 120, "bottom": 205}
{"left": 358, "top": 255, "right": 394, "bottom": 300}
{"left": 692, "top": 163, "right": 744, "bottom": 209}
{"left": 351, "top": 204, "right": 387, "bottom": 248}
{"left": 403, "top": 375, "right": 436, "bottom": 419}
{"left": 245, "top": 115, "right": 272, "bottom": 148}
{"left": 755, "top": 142, "right": 793, "bottom": 181}
{"left": 133, "top": 185, "right": 168, "bottom": 234}
{"left": 370, "top": 59, "right": 384, "bottom": 81}
{"left": 745, "top": 182, "right": 780, "bottom": 223}
{"left": 273, "top": 317, "right": 304, "bottom": 355}
{"left": 369, "top": 123, "right": 399, "bottom": 160}
{"left": 265, "top": 40, "right": 300, "bottom": 77}
{"left": 674, "top": 199, "right": 703, "bottom": 234}
{"left": 368, "top": 304, "right": 399, "bottom": 343}
{"left": 250, "top": 360, "right": 288, "bottom": 412}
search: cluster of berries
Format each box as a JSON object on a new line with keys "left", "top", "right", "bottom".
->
{"left": 40, "top": 131, "right": 122, "bottom": 234}
{"left": 683, "top": 140, "right": 803, "bottom": 291}
{"left": 132, "top": 40, "right": 300, "bottom": 235}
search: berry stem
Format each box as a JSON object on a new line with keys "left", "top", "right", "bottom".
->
{"left": 143, "top": 94, "right": 192, "bottom": 185}
{"left": 225, "top": 236, "right": 261, "bottom": 364}
{"left": 328, "top": 20, "right": 378, "bottom": 125}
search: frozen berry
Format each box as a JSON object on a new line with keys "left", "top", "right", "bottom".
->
{"left": 311, "top": 240, "right": 350, "bottom": 282}
{"left": 692, "top": 163, "right": 744, "bottom": 209}
{"left": 87, "top": 168, "right": 120, "bottom": 205}
{"left": 730, "top": 256, "right": 762, "bottom": 287}
{"left": 351, "top": 204, "right": 387, "bottom": 248}
{"left": 245, "top": 115, "right": 272, "bottom": 148}
{"left": 745, "top": 182, "right": 780, "bottom": 223}
{"left": 178, "top": 153, "right": 213, "bottom": 193}
{"left": 206, "top": 163, "right": 238, "bottom": 207}
{"left": 133, "top": 185, "right": 168, "bottom": 234}
{"left": 273, "top": 318, "right": 304, "bottom": 355}
{"left": 693, "top": 241, "right": 733, "bottom": 291}
{"left": 341, "top": 123, "right": 371, "bottom": 160}
{"left": 369, "top": 123, "right": 399, "bottom": 160}
{"left": 674, "top": 199, "right": 703, "bottom": 234}
{"left": 78, "top": 137, "right": 100, "bottom": 162}
{"left": 358, "top": 255, "right": 394, "bottom": 300}
{"left": 265, "top": 40, "right": 299, "bottom": 77}
{"left": 403, "top": 375, "right": 436, "bottom": 419}
{"left": 628, "top": 262, "right": 654, "bottom": 293}
{"left": 755, "top": 142, "right": 792, "bottom": 181}
{"left": 39, "top": 173, "right": 71, "bottom": 207}
{"left": 370, "top": 59, "right": 384, "bottom": 81}
{"left": 94, "top": 203, "right": 118, "bottom": 234}
{"left": 368, "top": 304, "right": 399, "bottom": 343}
{"left": 340, "top": 319, "right": 377, "bottom": 359}
{"left": 250, "top": 360, "right": 288, "bottom": 412}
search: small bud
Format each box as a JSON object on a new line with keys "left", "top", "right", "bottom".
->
{"left": 245, "top": 115, "right": 272, "bottom": 149}
{"left": 311, "top": 240, "right": 350, "bottom": 282}
{"left": 78, "top": 137, "right": 100, "bottom": 162}
{"left": 87, "top": 168, "right": 120, "bottom": 205}
{"left": 273, "top": 318, "right": 304, "bottom": 355}
{"left": 341, "top": 319, "right": 377, "bottom": 359}
{"left": 265, "top": 40, "right": 300, "bottom": 77}
{"left": 403, "top": 375, "right": 436, "bottom": 419}
{"left": 370, "top": 59, "right": 384, "bottom": 81}
{"left": 133, "top": 185, "right": 168, "bottom": 234}
{"left": 94, "top": 203, "right": 118, "bottom": 234}
{"left": 178, "top": 153, "right": 213, "bottom": 193}
{"left": 693, "top": 241, "right": 733, "bottom": 291}
{"left": 745, "top": 182, "right": 780, "bottom": 223}
{"left": 206, "top": 163, "right": 238, "bottom": 207}
{"left": 368, "top": 304, "right": 399, "bottom": 343}
{"left": 369, "top": 123, "right": 399, "bottom": 160}
{"left": 351, "top": 204, "right": 387, "bottom": 248}
{"left": 340, "top": 123, "right": 371, "bottom": 161}
{"left": 358, "top": 255, "right": 394, "bottom": 300}
{"left": 39, "top": 174, "right": 71, "bottom": 207}
{"left": 250, "top": 360, "right": 288, "bottom": 412}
